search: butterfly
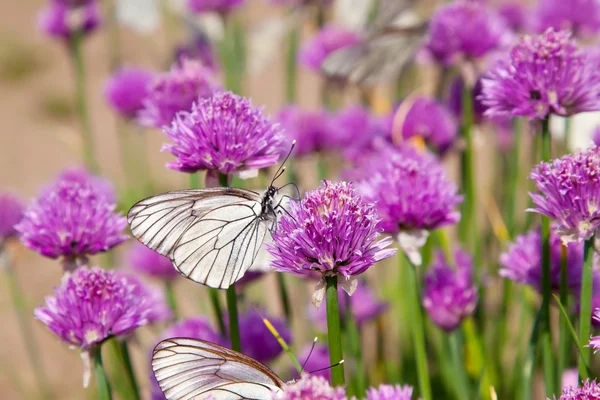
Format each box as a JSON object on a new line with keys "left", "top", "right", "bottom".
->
{"left": 127, "top": 149, "right": 295, "bottom": 290}
{"left": 321, "top": 0, "right": 427, "bottom": 86}
{"left": 152, "top": 337, "right": 286, "bottom": 399}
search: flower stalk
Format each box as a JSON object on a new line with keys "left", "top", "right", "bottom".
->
{"left": 325, "top": 274, "right": 345, "bottom": 386}
{"left": 578, "top": 238, "right": 594, "bottom": 379}
{"left": 69, "top": 29, "right": 99, "bottom": 173}
{"left": 93, "top": 347, "right": 113, "bottom": 400}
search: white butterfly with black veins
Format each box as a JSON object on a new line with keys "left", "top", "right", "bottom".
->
{"left": 153, "top": 338, "right": 286, "bottom": 399}
{"left": 127, "top": 152, "right": 294, "bottom": 289}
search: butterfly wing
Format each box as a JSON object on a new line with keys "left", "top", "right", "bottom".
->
{"left": 153, "top": 338, "right": 285, "bottom": 400}
{"left": 128, "top": 188, "right": 269, "bottom": 289}
{"left": 170, "top": 200, "right": 272, "bottom": 289}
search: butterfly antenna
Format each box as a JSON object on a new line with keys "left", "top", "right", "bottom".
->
{"left": 301, "top": 337, "right": 318, "bottom": 374}
{"left": 308, "top": 359, "right": 345, "bottom": 375}
{"left": 271, "top": 140, "right": 296, "bottom": 187}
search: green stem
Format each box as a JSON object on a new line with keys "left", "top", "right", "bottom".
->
{"left": 93, "top": 347, "right": 113, "bottom": 400}
{"left": 404, "top": 255, "right": 432, "bottom": 400}
{"left": 521, "top": 306, "right": 543, "bottom": 400}
{"left": 345, "top": 301, "right": 366, "bottom": 397}
{"left": 448, "top": 331, "right": 470, "bottom": 400}
{"left": 118, "top": 341, "right": 140, "bottom": 400}
{"left": 189, "top": 172, "right": 200, "bottom": 190}
{"left": 226, "top": 285, "right": 241, "bottom": 352}
{"left": 325, "top": 275, "right": 345, "bottom": 386}
{"left": 209, "top": 288, "right": 226, "bottom": 336}
{"left": 460, "top": 81, "right": 480, "bottom": 277}
{"left": 1, "top": 251, "right": 52, "bottom": 400}
{"left": 507, "top": 118, "right": 522, "bottom": 239}
{"left": 106, "top": 0, "right": 122, "bottom": 71}
{"left": 285, "top": 29, "right": 298, "bottom": 103}
{"left": 578, "top": 239, "right": 594, "bottom": 380}
{"left": 70, "top": 30, "right": 99, "bottom": 173}
{"left": 539, "top": 117, "right": 554, "bottom": 395}
{"left": 557, "top": 245, "right": 569, "bottom": 393}
{"left": 277, "top": 274, "right": 292, "bottom": 323}
{"left": 164, "top": 280, "right": 178, "bottom": 320}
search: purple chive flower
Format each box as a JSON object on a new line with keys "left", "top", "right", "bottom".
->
{"left": 268, "top": 181, "right": 396, "bottom": 308}
{"left": 422, "top": 249, "right": 478, "bottom": 332}
{"left": 273, "top": 375, "right": 347, "bottom": 400}
{"left": 126, "top": 242, "right": 179, "bottom": 280}
{"left": 499, "top": 225, "right": 584, "bottom": 290}
{"left": 366, "top": 384, "right": 415, "bottom": 400}
{"left": 331, "top": 105, "right": 381, "bottom": 151}
{"left": 163, "top": 91, "right": 284, "bottom": 176}
{"left": 104, "top": 67, "right": 155, "bottom": 119}
{"left": 277, "top": 106, "right": 335, "bottom": 157}
{"left": 54, "top": 166, "right": 117, "bottom": 203}
{"left": 234, "top": 309, "right": 291, "bottom": 364}
{"left": 393, "top": 97, "right": 458, "bottom": 154}
{"left": 311, "top": 282, "right": 388, "bottom": 328}
{"left": 587, "top": 308, "right": 600, "bottom": 352}
{"left": 528, "top": 146, "right": 600, "bottom": 244}
{"left": 38, "top": 1, "right": 100, "bottom": 40}
{"left": 120, "top": 272, "right": 172, "bottom": 324}
{"left": 299, "top": 25, "right": 361, "bottom": 71}
{"left": 357, "top": 146, "right": 462, "bottom": 265}
{"left": 0, "top": 193, "right": 24, "bottom": 246}
{"left": 480, "top": 28, "right": 600, "bottom": 120}
{"left": 550, "top": 380, "right": 600, "bottom": 399}
{"left": 15, "top": 174, "right": 128, "bottom": 268}
{"left": 425, "top": 1, "right": 510, "bottom": 65}
{"left": 35, "top": 266, "right": 150, "bottom": 348}
{"left": 497, "top": 3, "right": 527, "bottom": 32}
{"left": 187, "top": 0, "right": 245, "bottom": 14}
{"left": 533, "top": 0, "right": 600, "bottom": 37}
{"left": 138, "top": 59, "right": 219, "bottom": 129}
{"left": 291, "top": 343, "right": 331, "bottom": 381}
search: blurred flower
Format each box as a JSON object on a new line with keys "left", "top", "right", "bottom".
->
{"left": 138, "top": 59, "right": 219, "bottom": 129}
{"left": 366, "top": 384, "right": 415, "bottom": 400}
{"left": 393, "top": 97, "right": 458, "bottom": 154}
{"left": 120, "top": 272, "right": 172, "bottom": 324}
{"left": 236, "top": 246, "right": 274, "bottom": 287}
{"left": 291, "top": 343, "right": 331, "bottom": 381}
{"left": 311, "top": 282, "right": 388, "bottom": 328}
{"left": 0, "top": 193, "right": 24, "bottom": 246}
{"left": 187, "top": 0, "right": 245, "bottom": 14}
{"left": 561, "top": 369, "right": 580, "bottom": 391}
{"left": 175, "top": 34, "right": 219, "bottom": 72}
{"left": 299, "top": 25, "right": 360, "bottom": 71}
{"left": 589, "top": 308, "right": 600, "bottom": 352}
{"left": 529, "top": 146, "right": 600, "bottom": 244}
{"left": 497, "top": 3, "right": 527, "bottom": 32}
{"left": 270, "top": 0, "right": 333, "bottom": 5}
{"left": 38, "top": 1, "right": 100, "bottom": 40}
{"left": 163, "top": 91, "right": 284, "bottom": 176}
{"left": 35, "top": 266, "right": 150, "bottom": 348}
{"left": 126, "top": 241, "right": 179, "bottom": 280}
{"left": 425, "top": 1, "right": 510, "bottom": 65}
{"left": 162, "top": 316, "right": 224, "bottom": 344}
{"left": 423, "top": 249, "right": 478, "bottom": 332}
{"left": 480, "top": 28, "right": 600, "bottom": 120}
{"left": 273, "top": 375, "right": 346, "bottom": 400}
{"left": 448, "top": 77, "right": 487, "bottom": 125}
{"left": 550, "top": 379, "right": 600, "bottom": 399}
{"left": 331, "top": 105, "right": 380, "bottom": 151}
{"left": 277, "top": 106, "right": 335, "bottom": 157}
{"left": 357, "top": 146, "right": 462, "bottom": 265}
{"left": 533, "top": 0, "right": 600, "bottom": 37}
{"left": 16, "top": 174, "right": 128, "bottom": 269}
{"left": 104, "top": 67, "right": 155, "bottom": 119}
{"left": 268, "top": 181, "right": 396, "bottom": 308}
{"left": 234, "top": 308, "right": 291, "bottom": 364}
{"left": 500, "top": 226, "right": 584, "bottom": 291}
